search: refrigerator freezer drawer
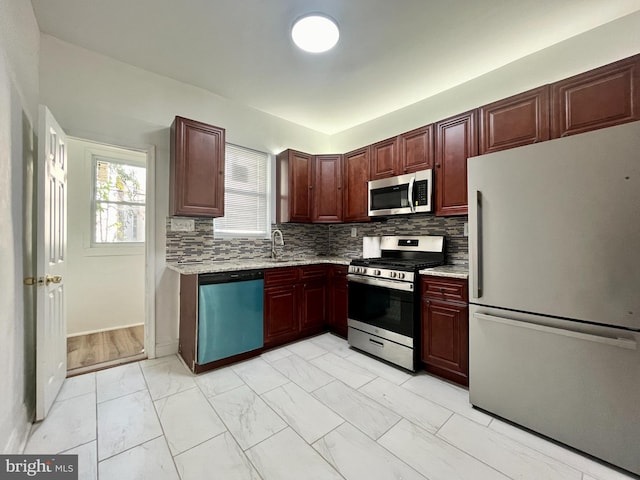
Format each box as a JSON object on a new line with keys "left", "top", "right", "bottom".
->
{"left": 469, "top": 306, "right": 640, "bottom": 476}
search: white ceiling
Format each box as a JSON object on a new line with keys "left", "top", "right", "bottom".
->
{"left": 31, "top": 0, "right": 640, "bottom": 135}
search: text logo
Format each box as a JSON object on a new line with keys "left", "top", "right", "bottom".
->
{"left": 0, "top": 456, "right": 77, "bottom": 480}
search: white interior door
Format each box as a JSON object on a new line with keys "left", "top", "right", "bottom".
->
{"left": 35, "top": 106, "right": 68, "bottom": 421}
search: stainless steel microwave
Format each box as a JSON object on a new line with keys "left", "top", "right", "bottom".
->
{"left": 368, "top": 169, "right": 433, "bottom": 216}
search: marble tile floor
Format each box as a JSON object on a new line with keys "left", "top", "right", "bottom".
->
{"left": 24, "top": 333, "right": 635, "bottom": 480}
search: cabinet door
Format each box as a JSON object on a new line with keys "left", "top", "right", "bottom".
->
{"left": 370, "top": 137, "right": 399, "bottom": 180}
{"left": 343, "top": 146, "right": 371, "bottom": 222}
{"left": 300, "top": 279, "right": 327, "bottom": 333}
{"left": 329, "top": 266, "right": 348, "bottom": 338}
{"left": 264, "top": 285, "right": 299, "bottom": 347}
{"left": 551, "top": 55, "right": 640, "bottom": 138}
{"left": 479, "top": 86, "right": 550, "bottom": 154}
{"left": 422, "top": 298, "right": 469, "bottom": 385}
{"left": 289, "top": 150, "right": 313, "bottom": 222}
{"left": 313, "top": 155, "right": 343, "bottom": 223}
{"left": 170, "top": 116, "right": 225, "bottom": 217}
{"left": 435, "top": 111, "right": 477, "bottom": 216}
{"left": 399, "top": 125, "right": 433, "bottom": 174}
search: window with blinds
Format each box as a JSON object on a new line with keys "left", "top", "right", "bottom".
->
{"left": 214, "top": 144, "right": 271, "bottom": 239}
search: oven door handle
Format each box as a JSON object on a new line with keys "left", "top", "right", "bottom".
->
{"left": 347, "top": 274, "right": 414, "bottom": 292}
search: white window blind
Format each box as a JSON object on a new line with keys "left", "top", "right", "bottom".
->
{"left": 214, "top": 144, "right": 270, "bottom": 239}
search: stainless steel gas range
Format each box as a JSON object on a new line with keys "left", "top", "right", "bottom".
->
{"left": 347, "top": 235, "right": 445, "bottom": 371}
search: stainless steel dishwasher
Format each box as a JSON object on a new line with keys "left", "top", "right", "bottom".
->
{"left": 197, "top": 270, "right": 264, "bottom": 364}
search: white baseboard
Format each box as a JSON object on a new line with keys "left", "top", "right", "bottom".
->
{"left": 3, "top": 405, "right": 31, "bottom": 454}
{"left": 67, "top": 322, "right": 145, "bottom": 338}
{"left": 154, "top": 340, "right": 179, "bottom": 358}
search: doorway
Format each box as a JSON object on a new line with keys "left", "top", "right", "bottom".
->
{"left": 65, "top": 138, "right": 154, "bottom": 375}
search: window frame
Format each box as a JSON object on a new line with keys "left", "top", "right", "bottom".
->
{"left": 90, "top": 154, "right": 147, "bottom": 248}
{"left": 213, "top": 143, "right": 272, "bottom": 240}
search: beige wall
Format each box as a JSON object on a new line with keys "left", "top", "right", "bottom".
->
{"left": 0, "top": 0, "right": 39, "bottom": 453}
{"left": 39, "top": 35, "right": 331, "bottom": 355}
{"left": 66, "top": 138, "right": 146, "bottom": 336}
{"left": 330, "top": 11, "right": 640, "bottom": 152}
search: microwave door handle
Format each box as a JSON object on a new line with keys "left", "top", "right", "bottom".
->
{"left": 407, "top": 176, "right": 416, "bottom": 213}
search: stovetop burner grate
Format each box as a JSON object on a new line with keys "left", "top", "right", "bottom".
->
{"left": 350, "top": 256, "right": 444, "bottom": 272}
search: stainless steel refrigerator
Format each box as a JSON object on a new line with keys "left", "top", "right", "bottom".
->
{"left": 468, "top": 120, "right": 640, "bottom": 476}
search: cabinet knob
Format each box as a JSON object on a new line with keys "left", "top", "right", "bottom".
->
{"left": 436, "top": 163, "right": 441, "bottom": 168}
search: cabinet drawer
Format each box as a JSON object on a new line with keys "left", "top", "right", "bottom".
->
{"left": 300, "top": 265, "right": 328, "bottom": 281}
{"left": 331, "top": 265, "right": 348, "bottom": 277}
{"left": 265, "top": 267, "right": 299, "bottom": 286}
{"left": 422, "top": 276, "right": 468, "bottom": 303}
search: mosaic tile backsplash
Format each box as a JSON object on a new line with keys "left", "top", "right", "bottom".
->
{"left": 328, "top": 215, "right": 468, "bottom": 265}
{"left": 166, "top": 214, "right": 468, "bottom": 265}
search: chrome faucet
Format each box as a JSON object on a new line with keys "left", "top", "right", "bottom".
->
{"left": 271, "top": 229, "right": 284, "bottom": 259}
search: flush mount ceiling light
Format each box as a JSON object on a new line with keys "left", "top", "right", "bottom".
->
{"left": 291, "top": 14, "right": 339, "bottom": 53}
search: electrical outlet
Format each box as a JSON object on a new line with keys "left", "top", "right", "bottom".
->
{"left": 351, "top": 227, "right": 357, "bottom": 238}
{"left": 464, "top": 222, "right": 469, "bottom": 237}
{"left": 171, "top": 218, "right": 195, "bottom": 232}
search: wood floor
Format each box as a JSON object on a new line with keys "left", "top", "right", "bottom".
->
{"left": 67, "top": 325, "right": 145, "bottom": 373}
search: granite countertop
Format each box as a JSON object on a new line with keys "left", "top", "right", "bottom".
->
{"left": 419, "top": 264, "right": 469, "bottom": 279}
{"left": 166, "top": 256, "right": 352, "bottom": 275}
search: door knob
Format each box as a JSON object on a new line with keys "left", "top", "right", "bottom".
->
{"left": 46, "top": 275, "right": 62, "bottom": 285}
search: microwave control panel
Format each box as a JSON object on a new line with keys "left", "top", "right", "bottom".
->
{"left": 415, "top": 180, "right": 428, "bottom": 206}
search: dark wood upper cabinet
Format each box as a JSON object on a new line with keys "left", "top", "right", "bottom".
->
{"left": 170, "top": 116, "right": 225, "bottom": 217}
{"left": 551, "top": 55, "right": 640, "bottom": 138}
{"left": 435, "top": 110, "right": 477, "bottom": 217}
{"left": 343, "top": 146, "right": 371, "bottom": 222}
{"left": 479, "top": 86, "right": 550, "bottom": 154}
{"left": 370, "top": 136, "right": 399, "bottom": 180}
{"left": 370, "top": 128, "right": 433, "bottom": 179}
{"left": 399, "top": 124, "right": 434, "bottom": 174}
{"left": 312, "top": 154, "right": 343, "bottom": 223}
{"left": 276, "top": 149, "right": 313, "bottom": 223}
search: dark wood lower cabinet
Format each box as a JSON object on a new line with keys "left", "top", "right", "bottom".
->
{"left": 263, "top": 266, "right": 331, "bottom": 349}
{"left": 421, "top": 276, "right": 469, "bottom": 386}
{"left": 329, "top": 266, "right": 348, "bottom": 338}
{"left": 300, "top": 279, "right": 327, "bottom": 334}
{"left": 263, "top": 283, "right": 299, "bottom": 348}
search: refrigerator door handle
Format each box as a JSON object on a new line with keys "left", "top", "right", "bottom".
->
{"left": 473, "top": 190, "right": 483, "bottom": 298}
{"left": 474, "top": 313, "right": 637, "bottom": 350}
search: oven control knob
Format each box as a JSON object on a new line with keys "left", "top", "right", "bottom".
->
{"left": 390, "top": 272, "right": 397, "bottom": 278}
{"left": 373, "top": 269, "right": 381, "bottom": 276}
{"left": 398, "top": 272, "right": 405, "bottom": 280}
